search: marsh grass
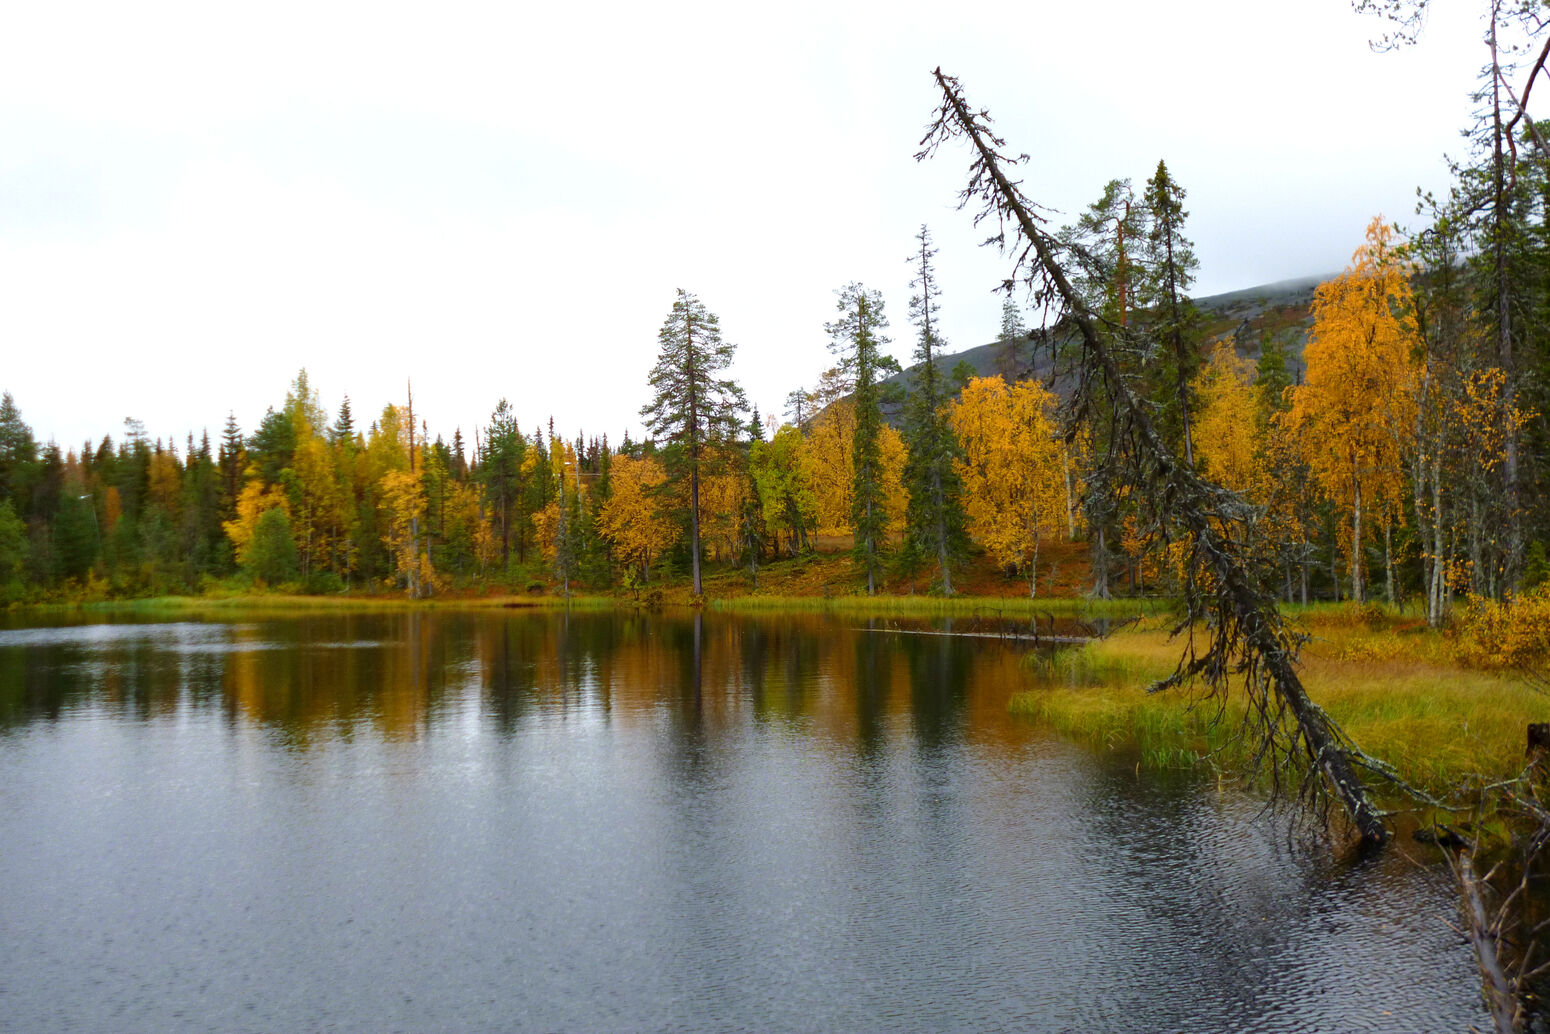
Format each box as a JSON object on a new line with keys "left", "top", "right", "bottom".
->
{"left": 706, "top": 594, "right": 1156, "bottom": 619}
{"left": 1010, "top": 615, "right": 1546, "bottom": 796}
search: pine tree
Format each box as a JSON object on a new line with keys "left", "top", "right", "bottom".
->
{"left": 639, "top": 289, "right": 747, "bottom": 597}
{"left": 826, "top": 282, "right": 900, "bottom": 595}
{"left": 900, "top": 225, "right": 968, "bottom": 594}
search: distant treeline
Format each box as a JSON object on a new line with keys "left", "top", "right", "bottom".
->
{"left": 0, "top": 187, "right": 1545, "bottom": 609}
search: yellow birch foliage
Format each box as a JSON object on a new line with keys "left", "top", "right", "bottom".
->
{"left": 750, "top": 425, "right": 816, "bottom": 546}
{"left": 1285, "top": 217, "right": 1420, "bottom": 585}
{"left": 1191, "top": 340, "right": 1261, "bottom": 497}
{"left": 443, "top": 481, "right": 499, "bottom": 575}
{"left": 597, "top": 455, "right": 679, "bottom": 576}
{"left": 531, "top": 499, "right": 563, "bottom": 564}
{"left": 291, "top": 433, "right": 341, "bottom": 575}
{"left": 697, "top": 450, "right": 749, "bottom": 562}
{"left": 877, "top": 424, "right": 908, "bottom": 535}
{"left": 223, "top": 474, "right": 292, "bottom": 567}
{"left": 949, "top": 376, "right": 1066, "bottom": 576}
{"left": 147, "top": 450, "right": 182, "bottom": 521}
{"left": 799, "top": 400, "right": 907, "bottom": 537}
{"left": 1455, "top": 582, "right": 1550, "bottom": 689}
{"left": 378, "top": 467, "right": 429, "bottom": 587}
{"left": 801, "top": 401, "right": 856, "bottom": 535}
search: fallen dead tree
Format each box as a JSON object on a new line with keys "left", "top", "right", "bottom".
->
{"left": 917, "top": 68, "right": 1391, "bottom": 844}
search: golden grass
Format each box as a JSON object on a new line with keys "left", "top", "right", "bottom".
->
{"left": 1010, "top": 613, "right": 1546, "bottom": 795}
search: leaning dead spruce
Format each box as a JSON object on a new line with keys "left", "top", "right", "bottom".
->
{"left": 918, "top": 67, "right": 1390, "bottom": 844}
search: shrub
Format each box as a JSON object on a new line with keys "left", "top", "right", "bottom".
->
{"left": 1454, "top": 583, "right": 1550, "bottom": 690}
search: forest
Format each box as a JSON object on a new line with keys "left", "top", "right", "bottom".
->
{"left": 3, "top": 4, "right": 1550, "bottom": 1026}
{"left": 0, "top": 177, "right": 1543, "bottom": 625}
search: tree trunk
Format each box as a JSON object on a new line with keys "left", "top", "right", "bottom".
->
{"left": 1029, "top": 536, "right": 1040, "bottom": 598}
{"left": 1430, "top": 453, "right": 1445, "bottom": 627}
{"left": 1351, "top": 466, "right": 1364, "bottom": 605}
{"left": 1490, "top": 17, "right": 1525, "bottom": 593}
{"left": 1091, "top": 525, "right": 1110, "bottom": 599}
{"left": 1062, "top": 450, "right": 1077, "bottom": 539}
{"left": 1384, "top": 519, "right": 1395, "bottom": 607}
{"left": 934, "top": 467, "right": 952, "bottom": 595}
{"left": 689, "top": 464, "right": 703, "bottom": 596}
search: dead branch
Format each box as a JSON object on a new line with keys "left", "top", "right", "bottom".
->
{"left": 918, "top": 67, "right": 1391, "bottom": 844}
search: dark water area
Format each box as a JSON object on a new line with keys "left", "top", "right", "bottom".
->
{"left": 0, "top": 609, "right": 1487, "bottom": 1032}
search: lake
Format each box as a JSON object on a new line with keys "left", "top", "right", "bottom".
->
{"left": 0, "top": 608, "right": 1486, "bottom": 1032}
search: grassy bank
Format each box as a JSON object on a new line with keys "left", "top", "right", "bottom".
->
{"left": 1009, "top": 608, "right": 1546, "bottom": 798}
{"left": 12, "top": 591, "right": 622, "bottom": 617}
{"left": 705, "top": 594, "right": 1156, "bottom": 618}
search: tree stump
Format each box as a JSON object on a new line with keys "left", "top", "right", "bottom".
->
{"left": 1527, "top": 722, "right": 1550, "bottom": 764}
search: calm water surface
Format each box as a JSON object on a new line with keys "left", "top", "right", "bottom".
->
{"left": 0, "top": 610, "right": 1485, "bottom": 1032}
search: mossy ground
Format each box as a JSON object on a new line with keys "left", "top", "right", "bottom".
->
{"left": 1009, "top": 605, "right": 1545, "bottom": 801}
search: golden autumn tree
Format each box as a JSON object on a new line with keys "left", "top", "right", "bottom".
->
{"left": 801, "top": 400, "right": 856, "bottom": 536}
{"left": 289, "top": 432, "right": 341, "bottom": 579}
{"left": 442, "top": 480, "right": 498, "bottom": 578}
{"left": 799, "top": 400, "right": 907, "bottom": 541}
{"left": 1285, "top": 217, "right": 1421, "bottom": 603}
{"left": 949, "top": 376, "right": 1067, "bottom": 595}
{"left": 696, "top": 447, "right": 750, "bottom": 564}
{"left": 379, "top": 467, "right": 431, "bottom": 596}
{"left": 369, "top": 397, "right": 436, "bottom": 599}
{"left": 223, "top": 474, "right": 292, "bottom": 569}
{"left": 1191, "top": 340, "right": 1262, "bottom": 498}
{"left": 146, "top": 448, "right": 182, "bottom": 524}
{"left": 749, "top": 424, "right": 815, "bottom": 555}
{"left": 531, "top": 434, "right": 578, "bottom": 586}
{"left": 597, "top": 454, "right": 679, "bottom": 583}
{"left": 877, "top": 425, "right": 909, "bottom": 536}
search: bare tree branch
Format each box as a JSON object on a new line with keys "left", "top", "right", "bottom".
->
{"left": 919, "top": 67, "right": 1392, "bottom": 844}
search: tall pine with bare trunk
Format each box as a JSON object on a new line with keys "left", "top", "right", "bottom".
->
{"left": 640, "top": 289, "right": 746, "bottom": 597}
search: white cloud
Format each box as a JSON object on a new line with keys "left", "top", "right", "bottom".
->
{"left": 0, "top": 0, "right": 1525, "bottom": 452}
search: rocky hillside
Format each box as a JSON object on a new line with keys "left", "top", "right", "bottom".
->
{"left": 877, "top": 274, "right": 1329, "bottom": 426}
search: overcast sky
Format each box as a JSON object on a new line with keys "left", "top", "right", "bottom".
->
{"left": 0, "top": 0, "right": 1521, "bottom": 456}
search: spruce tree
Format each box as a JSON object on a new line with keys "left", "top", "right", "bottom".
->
{"left": 826, "top": 282, "right": 900, "bottom": 595}
{"left": 330, "top": 397, "right": 356, "bottom": 447}
{"left": 901, "top": 225, "right": 968, "bottom": 594}
{"left": 1062, "top": 180, "right": 1144, "bottom": 598}
{"left": 995, "top": 297, "right": 1026, "bottom": 381}
{"left": 1139, "top": 159, "right": 1202, "bottom": 467}
{"left": 0, "top": 392, "right": 38, "bottom": 511}
{"left": 640, "top": 289, "right": 747, "bottom": 597}
{"left": 479, "top": 400, "right": 525, "bottom": 570}
{"left": 218, "top": 413, "right": 244, "bottom": 524}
